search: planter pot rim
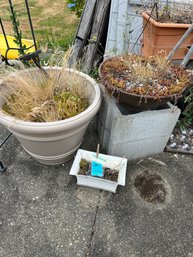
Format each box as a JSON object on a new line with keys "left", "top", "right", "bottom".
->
{"left": 77, "top": 174, "right": 119, "bottom": 185}
{"left": 102, "top": 81, "right": 187, "bottom": 100}
{"left": 142, "top": 12, "right": 191, "bottom": 28}
{"left": 0, "top": 67, "right": 101, "bottom": 133}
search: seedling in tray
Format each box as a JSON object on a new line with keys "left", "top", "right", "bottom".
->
{"left": 70, "top": 149, "right": 127, "bottom": 193}
{"left": 78, "top": 158, "right": 119, "bottom": 182}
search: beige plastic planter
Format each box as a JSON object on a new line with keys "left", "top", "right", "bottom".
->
{"left": 0, "top": 68, "right": 101, "bottom": 165}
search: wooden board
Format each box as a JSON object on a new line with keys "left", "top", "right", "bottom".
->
{"left": 82, "top": 0, "right": 111, "bottom": 73}
{"left": 165, "top": 146, "right": 193, "bottom": 155}
{"left": 68, "top": 0, "right": 97, "bottom": 67}
{"left": 77, "top": 0, "right": 97, "bottom": 40}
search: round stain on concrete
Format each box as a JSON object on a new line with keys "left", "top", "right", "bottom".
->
{"left": 134, "top": 171, "right": 169, "bottom": 204}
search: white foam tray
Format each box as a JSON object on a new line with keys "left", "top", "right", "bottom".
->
{"left": 69, "top": 149, "right": 127, "bottom": 193}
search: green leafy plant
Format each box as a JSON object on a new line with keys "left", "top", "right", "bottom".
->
{"left": 67, "top": 0, "right": 85, "bottom": 18}
{"left": 180, "top": 87, "right": 193, "bottom": 128}
{"left": 9, "top": 4, "right": 26, "bottom": 56}
{"left": 89, "top": 67, "right": 99, "bottom": 80}
{"left": 79, "top": 158, "right": 90, "bottom": 175}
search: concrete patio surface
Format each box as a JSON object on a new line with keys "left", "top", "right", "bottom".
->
{"left": 0, "top": 123, "right": 193, "bottom": 257}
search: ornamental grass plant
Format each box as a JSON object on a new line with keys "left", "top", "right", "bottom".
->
{"left": 0, "top": 50, "right": 90, "bottom": 123}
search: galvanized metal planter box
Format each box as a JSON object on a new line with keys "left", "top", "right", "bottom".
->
{"left": 95, "top": 85, "right": 181, "bottom": 160}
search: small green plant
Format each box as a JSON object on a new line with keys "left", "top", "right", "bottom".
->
{"left": 78, "top": 158, "right": 119, "bottom": 181}
{"left": 67, "top": 0, "right": 85, "bottom": 18}
{"left": 79, "top": 159, "right": 90, "bottom": 175}
{"left": 89, "top": 67, "right": 99, "bottom": 80}
{"left": 9, "top": 4, "right": 26, "bottom": 56}
{"left": 162, "top": 2, "right": 170, "bottom": 15}
{"left": 180, "top": 87, "right": 193, "bottom": 128}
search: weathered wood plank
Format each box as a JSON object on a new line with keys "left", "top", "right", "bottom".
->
{"left": 82, "top": 0, "right": 111, "bottom": 73}
{"left": 68, "top": 0, "right": 97, "bottom": 67}
{"left": 77, "top": 0, "right": 96, "bottom": 39}
{"left": 105, "top": 0, "right": 119, "bottom": 54}
{"left": 68, "top": 39, "right": 83, "bottom": 68}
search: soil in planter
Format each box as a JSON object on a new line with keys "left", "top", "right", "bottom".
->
{"left": 134, "top": 171, "right": 167, "bottom": 204}
{"left": 78, "top": 158, "right": 119, "bottom": 182}
{"left": 147, "top": 9, "right": 193, "bottom": 24}
{"left": 3, "top": 91, "right": 89, "bottom": 122}
{"left": 100, "top": 53, "right": 191, "bottom": 99}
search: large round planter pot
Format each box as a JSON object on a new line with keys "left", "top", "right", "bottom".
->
{"left": 99, "top": 57, "right": 188, "bottom": 110}
{"left": 0, "top": 67, "right": 101, "bottom": 165}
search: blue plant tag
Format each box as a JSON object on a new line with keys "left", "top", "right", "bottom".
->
{"left": 91, "top": 161, "right": 103, "bottom": 177}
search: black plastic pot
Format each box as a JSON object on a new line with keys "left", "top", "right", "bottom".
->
{"left": 103, "top": 82, "right": 185, "bottom": 110}
{"left": 99, "top": 57, "right": 188, "bottom": 110}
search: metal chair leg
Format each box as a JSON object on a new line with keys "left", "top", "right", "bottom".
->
{"left": 0, "top": 133, "right": 12, "bottom": 173}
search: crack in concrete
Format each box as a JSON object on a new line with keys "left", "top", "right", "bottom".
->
{"left": 85, "top": 191, "right": 101, "bottom": 257}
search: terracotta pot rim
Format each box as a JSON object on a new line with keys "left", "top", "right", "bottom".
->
{"left": 142, "top": 11, "right": 191, "bottom": 29}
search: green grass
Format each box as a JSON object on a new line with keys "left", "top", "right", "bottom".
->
{"left": 0, "top": 0, "right": 79, "bottom": 51}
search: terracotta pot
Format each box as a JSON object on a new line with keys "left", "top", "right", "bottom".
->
{"left": 0, "top": 68, "right": 101, "bottom": 165}
{"left": 142, "top": 12, "right": 193, "bottom": 60}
